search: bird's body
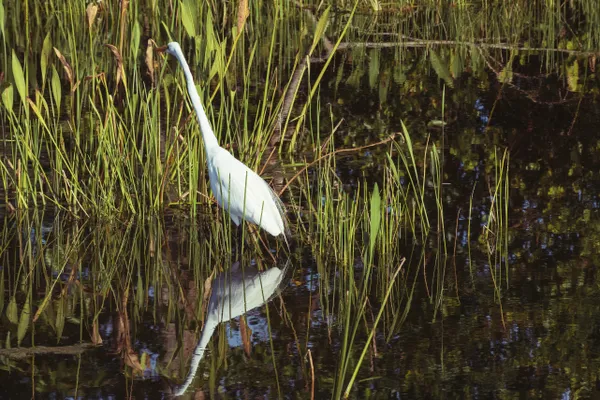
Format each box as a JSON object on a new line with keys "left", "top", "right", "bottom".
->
{"left": 162, "top": 42, "right": 288, "bottom": 242}
{"left": 207, "top": 147, "right": 287, "bottom": 236}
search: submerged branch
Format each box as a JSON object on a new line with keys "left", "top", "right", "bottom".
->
{"left": 0, "top": 343, "right": 96, "bottom": 360}
{"left": 336, "top": 39, "right": 600, "bottom": 57}
{"left": 478, "top": 48, "right": 579, "bottom": 105}
{"left": 273, "top": 9, "right": 597, "bottom": 145}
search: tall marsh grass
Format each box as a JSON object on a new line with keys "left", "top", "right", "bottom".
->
{"left": 0, "top": 0, "right": 557, "bottom": 396}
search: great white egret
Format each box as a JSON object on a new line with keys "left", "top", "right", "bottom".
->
{"left": 172, "top": 260, "right": 291, "bottom": 396}
{"left": 159, "top": 42, "right": 289, "bottom": 244}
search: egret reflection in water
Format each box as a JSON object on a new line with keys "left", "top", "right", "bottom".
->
{"left": 173, "top": 260, "right": 292, "bottom": 396}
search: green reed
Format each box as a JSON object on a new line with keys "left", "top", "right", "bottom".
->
{"left": 0, "top": 0, "right": 595, "bottom": 214}
{"left": 0, "top": 0, "right": 312, "bottom": 215}
{"left": 0, "top": 0, "right": 563, "bottom": 396}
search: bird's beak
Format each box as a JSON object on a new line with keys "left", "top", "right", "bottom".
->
{"left": 155, "top": 45, "right": 168, "bottom": 54}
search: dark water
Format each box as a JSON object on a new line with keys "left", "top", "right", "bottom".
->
{"left": 2, "top": 45, "right": 600, "bottom": 399}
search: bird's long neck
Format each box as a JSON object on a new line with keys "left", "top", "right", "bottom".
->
{"left": 172, "top": 317, "right": 218, "bottom": 396}
{"left": 173, "top": 48, "right": 219, "bottom": 153}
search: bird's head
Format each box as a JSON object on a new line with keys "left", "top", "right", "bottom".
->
{"left": 165, "top": 42, "right": 181, "bottom": 56}
{"left": 156, "top": 41, "right": 182, "bottom": 57}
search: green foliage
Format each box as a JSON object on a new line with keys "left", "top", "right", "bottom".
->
{"left": 369, "top": 183, "right": 381, "bottom": 255}
{"left": 16, "top": 290, "right": 30, "bottom": 346}
{"left": 429, "top": 49, "right": 454, "bottom": 88}
{"left": 11, "top": 50, "right": 27, "bottom": 109}
{"left": 0, "top": 0, "right": 599, "bottom": 398}
{"left": 1, "top": 84, "right": 13, "bottom": 113}
{"left": 6, "top": 297, "right": 17, "bottom": 324}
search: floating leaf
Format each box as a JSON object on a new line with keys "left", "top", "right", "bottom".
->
{"left": 11, "top": 50, "right": 27, "bottom": 107}
{"left": 41, "top": 32, "right": 52, "bottom": 86}
{"left": 429, "top": 49, "right": 454, "bottom": 88}
{"left": 1, "top": 84, "right": 13, "bottom": 113}
{"left": 427, "top": 120, "right": 447, "bottom": 127}
{"left": 17, "top": 291, "right": 31, "bottom": 346}
{"left": 6, "top": 296, "right": 17, "bottom": 324}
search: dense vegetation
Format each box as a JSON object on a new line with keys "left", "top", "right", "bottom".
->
{"left": 1, "top": 0, "right": 600, "bottom": 398}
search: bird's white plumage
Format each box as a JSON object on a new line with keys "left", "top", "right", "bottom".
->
{"left": 164, "top": 42, "right": 289, "bottom": 242}
{"left": 208, "top": 148, "right": 287, "bottom": 236}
